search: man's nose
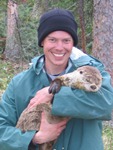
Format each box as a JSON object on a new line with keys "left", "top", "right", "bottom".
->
{"left": 56, "top": 41, "right": 64, "bottom": 50}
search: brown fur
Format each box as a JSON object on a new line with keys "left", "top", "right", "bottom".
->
{"left": 49, "top": 66, "right": 102, "bottom": 94}
{"left": 16, "top": 66, "right": 102, "bottom": 150}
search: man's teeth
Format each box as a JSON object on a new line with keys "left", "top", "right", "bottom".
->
{"left": 53, "top": 53, "right": 64, "bottom": 57}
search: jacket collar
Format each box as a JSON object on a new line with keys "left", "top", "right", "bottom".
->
{"left": 31, "top": 54, "right": 44, "bottom": 75}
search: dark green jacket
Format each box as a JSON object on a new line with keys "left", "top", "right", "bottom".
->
{"left": 0, "top": 49, "right": 113, "bottom": 150}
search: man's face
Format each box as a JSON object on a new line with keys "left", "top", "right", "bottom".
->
{"left": 41, "top": 31, "right": 74, "bottom": 72}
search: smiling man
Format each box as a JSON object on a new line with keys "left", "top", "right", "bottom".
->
{"left": 42, "top": 31, "right": 73, "bottom": 75}
{"left": 0, "top": 8, "right": 113, "bottom": 150}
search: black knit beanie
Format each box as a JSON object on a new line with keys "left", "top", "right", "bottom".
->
{"left": 38, "top": 8, "right": 78, "bottom": 47}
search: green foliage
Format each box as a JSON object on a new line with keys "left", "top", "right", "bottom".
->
{"left": 0, "top": 1, "right": 7, "bottom": 54}
{"left": 18, "top": 4, "right": 39, "bottom": 61}
{"left": 0, "top": 60, "right": 14, "bottom": 91}
{"left": 0, "top": 1, "right": 7, "bottom": 11}
{"left": 103, "top": 125, "right": 113, "bottom": 150}
{"left": 50, "top": 0, "right": 76, "bottom": 9}
{"left": 0, "top": 1, "right": 7, "bottom": 37}
{"left": 84, "top": 0, "right": 93, "bottom": 53}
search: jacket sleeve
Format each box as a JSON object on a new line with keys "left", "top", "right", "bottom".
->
{"left": 51, "top": 60, "right": 113, "bottom": 120}
{"left": 0, "top": 80, "right": 36, "bottom": 150}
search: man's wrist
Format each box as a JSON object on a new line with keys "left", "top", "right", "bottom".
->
{"left": 32, "top": 133, "right": 37, "bottom": 145}
{"left": 32, "top": 131, "right": 42, "bottom": 145}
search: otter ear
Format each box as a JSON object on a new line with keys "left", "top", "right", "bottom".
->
{"left": 49, "top": 79, "right": 62, "bottom": 94}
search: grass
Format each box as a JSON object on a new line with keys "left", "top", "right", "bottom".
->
{"left": 0, "top": 60, "right": 14, "bottom": 99}
{"left": 103, "top": 124, "right": 113, "bottom": 150}
{"left": 0, "top": 59, "right": 28, "bottom": 98}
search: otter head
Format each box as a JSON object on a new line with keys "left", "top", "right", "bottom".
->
{"left": 73, "top": 66, "right": 102, "bottom": 92}
{"left": 49, "top": 66, "right": 102, "bottom": 94}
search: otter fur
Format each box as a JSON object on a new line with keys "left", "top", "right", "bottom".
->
{"left": 49, "top": 65, "right": 102, "bottom": 94}
{"left": 16, "top": 65, "right": 102, "bottom": 150}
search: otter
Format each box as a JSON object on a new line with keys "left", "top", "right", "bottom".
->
{"left": 49, "top": 65, "right": 102, "bottom": 94}
{"left": 16, "top": 65, "right": 102, "bottom": 150}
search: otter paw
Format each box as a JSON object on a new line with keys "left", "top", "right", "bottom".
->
{"left": 49, "top": 79, "right": 61, "bottom": 94}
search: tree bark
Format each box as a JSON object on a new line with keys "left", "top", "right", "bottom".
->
{"left": 4, "top": 0, "right": 22, "bottom": 63}
{"left": 92, "top": 0, "right": 113, "bottom": 85}
{"left": 78, "top": 0, "right": 86, "bottom": 53}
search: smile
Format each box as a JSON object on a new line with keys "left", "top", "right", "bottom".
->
{"left": 52, "top": 53, "right": 65, "bottom": 57}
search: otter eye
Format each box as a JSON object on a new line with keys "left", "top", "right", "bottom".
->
{"left": 80, "top": 71, "right": 83, "bottom": 74}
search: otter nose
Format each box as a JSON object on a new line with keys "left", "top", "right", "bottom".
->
{"left": 90, "top": 85, "right": 97, "bottom": 90}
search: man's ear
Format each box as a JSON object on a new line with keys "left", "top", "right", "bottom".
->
{"left": 41, "top": 41, "right": 44, "bottom": 47}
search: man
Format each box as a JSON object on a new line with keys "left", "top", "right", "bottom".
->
{"left": 0, "top": 8, "right": 113, "bottom": 150}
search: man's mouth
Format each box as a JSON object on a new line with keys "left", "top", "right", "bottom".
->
{"left": 52, "top": 53, "right": 65, "bottom": 57}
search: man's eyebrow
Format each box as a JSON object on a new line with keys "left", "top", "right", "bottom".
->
{"left": 47, "top": 36, "right": 71, "bottom": 39}
{"left": 47, "top": 35, "right": 55, "bottom": 38}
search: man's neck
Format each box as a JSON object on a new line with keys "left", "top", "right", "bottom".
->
{"left": 44, "top": 64, "right": 66, "bottom": 75}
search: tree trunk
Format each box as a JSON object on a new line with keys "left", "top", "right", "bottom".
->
{"left": 92, "top": 0, "right": 113, "bottom": 85}
{"left": 31, "top": 0, "right": 49, "bottom": 19}
{"left": 4, "top": 0, "right": 22, "bottom": 63}
{"left": 78, "top": 0, "right": 86, "bottom": 53}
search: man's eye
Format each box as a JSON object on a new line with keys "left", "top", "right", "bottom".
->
{"left": 49, "top": 38, "right": 56, "bottom": 42}
{"left": 63, "top": 39, "right": 71, "bottom": 43}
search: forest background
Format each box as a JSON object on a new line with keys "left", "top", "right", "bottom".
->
{"left": 0, "top": 0, "right": 113, "bottom": 149}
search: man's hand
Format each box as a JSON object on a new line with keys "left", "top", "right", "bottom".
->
{"left": 28, "top": 87, "right": 53, "bottom": 108}
{"left": 32, "top": 111, "right": 68, "bottom": 144}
